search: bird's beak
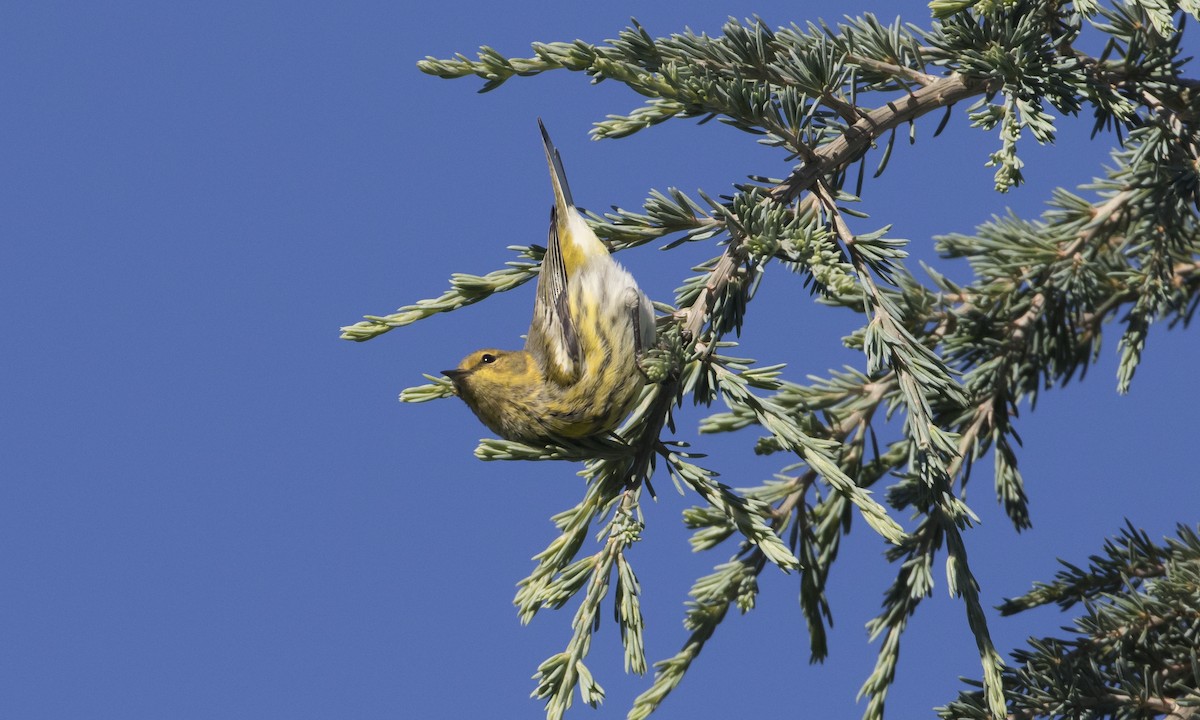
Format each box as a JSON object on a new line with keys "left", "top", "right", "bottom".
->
{"left": 442, "top": 369, "right": 465, "bottom": 381}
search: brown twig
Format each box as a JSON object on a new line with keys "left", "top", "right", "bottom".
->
{"left": 770, "top": 73, "right": 999, "bottom": 205}
{"left": 845, "top": 53, "right": 938, "bottom": 87}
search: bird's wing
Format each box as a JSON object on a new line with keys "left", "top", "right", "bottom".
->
{"left": 526, "top": 121, "right": 587, "bottom": 384}
{"left": 631, "top": 287, "right": 656, "bottom": 355}
{"left": 526, "top": 204, "right": 582, "bottom": 384}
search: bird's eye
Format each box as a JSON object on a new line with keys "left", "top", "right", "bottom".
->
{"left": 481, "top": 353, "right": 496, "bottom": 364}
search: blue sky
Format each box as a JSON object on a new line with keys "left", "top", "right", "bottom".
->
{"left": 3, "top": 2, "right": 1198, "bottom": 718}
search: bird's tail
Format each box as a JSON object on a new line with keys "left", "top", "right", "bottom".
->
{"left": 539, "top": 118, "right": 574, "bottom": 214}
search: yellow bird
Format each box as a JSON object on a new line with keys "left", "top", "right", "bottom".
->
{"left": 444, "top": 122, "right": 655, "bottom": 444}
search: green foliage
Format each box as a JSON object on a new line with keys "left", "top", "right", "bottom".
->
{"left": 939, "top": 524, "right": 1200, "bottom": 720}
{"left": 340, "top": 245, "right": 542, "bottom": 342}
{"left": 346, "top": 3, "right": 1200, "bottom": 719}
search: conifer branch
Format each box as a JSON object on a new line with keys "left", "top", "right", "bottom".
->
{"left": 533, "top": 488, "right": 644, "bottom": 720}
{"left": 769, "top": 72, "right": 999, "bottom": 205}
{"left": 359, "top": 8, "right": 1200, "bottom": 720}
{"left": 938, "top": 525, "right": 1200, "bottom": 720}
{"left": 340, "top": 245, "right": 542, "bottom": 341}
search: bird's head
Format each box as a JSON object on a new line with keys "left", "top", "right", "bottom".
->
{"left": 443, "top": 349, "right": 539, "bottom": 399}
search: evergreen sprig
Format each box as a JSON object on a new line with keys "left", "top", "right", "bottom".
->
{"left": 997, "top": 521, "right": 1178, "bottom": 614}
{"left": 341, "top": 244, "right": 542, "bottom": 342}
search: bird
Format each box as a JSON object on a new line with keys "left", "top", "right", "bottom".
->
{"left": 443, "top": 121, "right": 655, "bottom": 444}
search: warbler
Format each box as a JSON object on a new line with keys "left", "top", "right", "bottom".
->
{"left": 443, "top": 121, "right": 655, "bottom": 444}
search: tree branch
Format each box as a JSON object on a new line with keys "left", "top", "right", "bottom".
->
{"left": 771, "top": 73, "right": 999, "bottom": 204}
